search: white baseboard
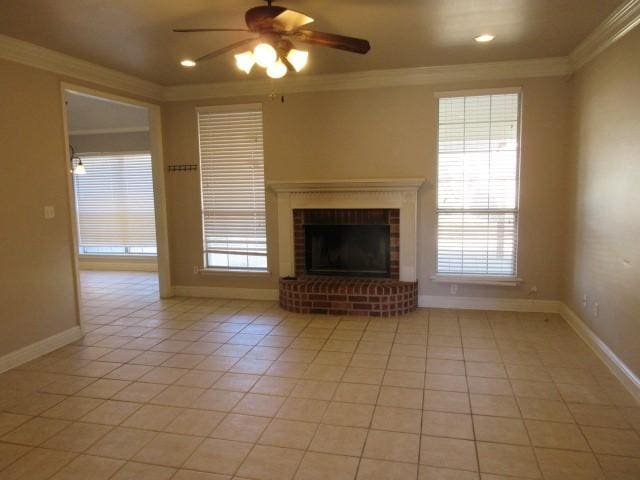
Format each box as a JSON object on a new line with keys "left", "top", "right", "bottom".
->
{"left": 0, "top": 326, "right": 83, "bottom": 374}
{"left": 559, "top": 303, "right": 640, "bottom": 404}
{"left": 418, "top": 295, "right": 561, "bottom": 313}
{"left": 418, "top": 295, "right": 639, "bottom": 402}
{"left": 172, "top": 285, "right": 279, "bottom": 301}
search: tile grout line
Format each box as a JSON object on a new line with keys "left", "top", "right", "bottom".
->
{"left": 2, "top": 273, "right": 639, "bottom": 479}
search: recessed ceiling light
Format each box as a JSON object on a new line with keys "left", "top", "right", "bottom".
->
{"left": 180, "top": 59, "right": 197, "bottom": 68}
{"left": 474, "top": 34, "right": 495, "bottom": 43}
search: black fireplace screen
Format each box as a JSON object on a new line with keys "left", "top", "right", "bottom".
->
{"left": 304, "top": 224, "right": 390, "bottom": 277}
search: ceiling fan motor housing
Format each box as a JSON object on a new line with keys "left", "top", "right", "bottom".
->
{"left": 245, "top": 6, "right": 287, "bottom": 32}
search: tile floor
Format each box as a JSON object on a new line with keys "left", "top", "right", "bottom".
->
{"left": 0, "top": 270, "right": 639, "bottom": 479}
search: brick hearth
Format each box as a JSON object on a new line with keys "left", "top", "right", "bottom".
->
{"left": 279, "top": 277, "right": 418, "bottom": 317}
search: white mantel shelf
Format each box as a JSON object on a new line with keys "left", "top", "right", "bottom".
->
{"left": 268, "top": 178, "right": 426, "bottom": 193}
{"left": 271, "top": 178, "right": 425, "bottom": 282}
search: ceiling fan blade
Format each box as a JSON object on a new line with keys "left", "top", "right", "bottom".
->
{"left": 273, "top": 9, "right": 314, "bottom": 32}
{"left": 173, "top": 28, "right": 250, "bottom": 33}
{"left": 194, "top": 37, "right": 258, "bottom": 63}
{"left": 290, "top": 30, "right": 370, "bottom": 54}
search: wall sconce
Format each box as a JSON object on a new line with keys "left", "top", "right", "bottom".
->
{"left": 69, "top": 145, "right": 86, "bottom": 175}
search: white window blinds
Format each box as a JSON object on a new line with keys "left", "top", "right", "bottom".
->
{"left": 74, "top": 153, "right": 157, "bottom": 255}
{"left": 437, "top": 92, "right": 521, "bottom": 277}
{"left": 197, "top": 104, "right": 267, "bottom": 271}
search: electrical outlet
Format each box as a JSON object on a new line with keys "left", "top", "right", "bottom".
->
{"left": 193, "top": 265, "right": 200, "bottom": 275}
{"left": 450, "top": 284, "right": 458, "bottom": 295}
{"left": 594, "top": 302, "right": 599, "bottom": 317}
{"left": 582, "top": 294, "right": 588, "bottom": 307}
{"left": 529, "top": 285, "right": 538, "bottom": 295}
{"left": 44, "top": 205, "right": 55, "bottom": 219}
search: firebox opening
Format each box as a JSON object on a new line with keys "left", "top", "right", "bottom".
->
{"left": 304, "top": 224, "right": 391, "bottom": 278}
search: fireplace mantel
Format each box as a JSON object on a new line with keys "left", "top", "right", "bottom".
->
{"left": 269, "top": 178, "right": 425, "bottom": 282}
{"left": 268, "top": 178, "right": 425, "bottom": 193}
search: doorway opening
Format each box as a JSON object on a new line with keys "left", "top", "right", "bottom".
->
{"left": 61, "top": 85, "right": 170, "bottom": 323}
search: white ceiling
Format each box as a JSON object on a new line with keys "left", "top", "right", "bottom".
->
{"left": 65, "top": 92, "right": 148, "bottom": 133}
{"left": 0, "top": 0, "right": 625, "bottom": 85}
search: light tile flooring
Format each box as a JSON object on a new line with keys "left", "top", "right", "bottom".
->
{"left": 1, "top": 271, "right": 639, "bottom": 480}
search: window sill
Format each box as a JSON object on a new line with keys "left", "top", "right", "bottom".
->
{"left": 79, "top": 254, "right": 157, "bottom": 261}
{"left": 198, "top": 268, "right": 271, "bottom": 277}
{"left": 430, "top": 275, "right": 522, "bottom": 287}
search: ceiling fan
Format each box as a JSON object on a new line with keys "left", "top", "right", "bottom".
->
{"left": 174, "top": 0, "right": 371, "bottom": 79}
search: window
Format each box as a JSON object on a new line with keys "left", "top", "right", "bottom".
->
{"left": 197, "top": 104, "right": 267, "bottom": 272}
{"left": 74, "top": 153, "right": 157, "bottom": 256}
{"left": 436, "top": 91, "right": 521, "bottom": 277}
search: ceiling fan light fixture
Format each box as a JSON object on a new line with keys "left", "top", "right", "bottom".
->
{"left": 173, "top": 2, "right": 371, "bottom": 80}
{"left": 235, "top": 51, "right": 256, "bottom": 74}
{"left": 180, "top": 59, "right": 197, "bottom": 67}
{"left": 474, "top": 34, "right": 495, "bottom": 43}
{"left": 286, "top": 48, "right": 308, "bottom": 72}
{"left": 266, "top": 58, "right": 287, "bottom": 79}
{"left": 253, "top": 43, "right": 277, "bottom": 67}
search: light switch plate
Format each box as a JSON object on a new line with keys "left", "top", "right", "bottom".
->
{"left": 44, "top": 205, "right": 55, "bottom": 219}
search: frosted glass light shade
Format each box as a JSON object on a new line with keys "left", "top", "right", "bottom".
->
{"left": 235, "top": 51, "right": 255, "bottom": 74}
{"left": 74, "top": 162, "right": 86, "bottom": 175}
{"left": 253, "top": 43, "right": 277, "bottom": 67}
{"left": 266, "top": 59, "right": 287, "bottom": 79}
{"left": 286, "top": 49, "right": 308, "bottom": 72}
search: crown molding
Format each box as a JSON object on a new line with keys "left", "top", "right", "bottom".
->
{"left": 570, "top": 0, "right": 640, "bottom": 70}
{"left": 0, "top": 30, "right": 569, "bottom": 102}
{"left": 0, "top": 34, "right": 163, "bottom": 100}
{"left": 162, "top": 57, "right": 571, "bottom": 101}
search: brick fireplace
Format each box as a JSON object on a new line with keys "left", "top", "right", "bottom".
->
{"left": 269, "top": 179, "right": 424, "bottom": 317}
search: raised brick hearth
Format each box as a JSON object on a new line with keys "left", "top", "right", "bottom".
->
{"left": 279, "top": 277, "right": 418, "bottom": 316}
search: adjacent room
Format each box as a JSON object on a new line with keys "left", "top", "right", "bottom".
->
{"left": 65, "top": 90, "right": 159, "bottom": 273}
{"left": 0, "top": 1, "right": 638, "bottom": 479}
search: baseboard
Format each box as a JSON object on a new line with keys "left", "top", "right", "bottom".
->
{"left": 0, "top": 325, "right": 83, "bottom": 374}
{"left": 559, "top": 303, "right": 640, "bottom": 404}
{"left": 416, "top": 295, "right": 639, "bottom": 402}
{"left": 172, "top": 285, "right": 279, "bottom": 301}
{"left": 418, "top": 295, "right": 561, "bottom": 313}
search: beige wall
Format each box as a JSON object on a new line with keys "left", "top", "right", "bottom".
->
{"left": 1, "top": 26, "right": 636, "bottom": 381}
{"left": 0, "top": 58, "right": 159, "bottom": 359}
{"left": 162, "top": 76, "right": 571, "bottom": 299}
{"left": 0, "top": 60, "right": 79, "bottom": 356}
{"left": 565, "top": 28, "right": 640, "bottom": 375}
